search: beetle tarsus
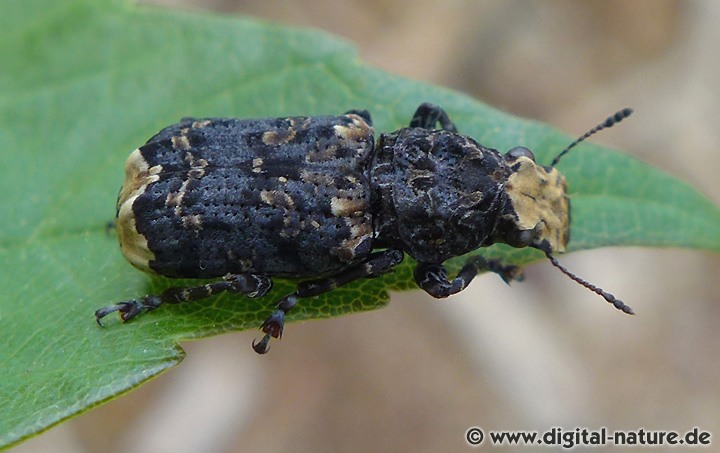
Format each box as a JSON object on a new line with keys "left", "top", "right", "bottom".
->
{"left": 95, "top": 296, "right": 162, "bottom": 325}
{"left": 261, "top": 309, "right": 286, "bottom": 339}
{"left": 252, "top": 333, "right": 273, "bottom": 354}
{"left": 95, "top": 304, "right": 123, "bottom": 326}
{"left": 252, "top": 309, "right": 287, "bottom": 354}
{"left": 485, "top": 260, "right": 524, "bottom": 284}
{"left": 251, "top": 295, "right": 301, "bottom": 354}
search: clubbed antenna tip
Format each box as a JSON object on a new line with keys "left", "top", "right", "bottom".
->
{"left": 551, "top": 108, "right": 633, "bottom": 167}
{"left": 545, "top": 251, "right": 634, "bottom": 315}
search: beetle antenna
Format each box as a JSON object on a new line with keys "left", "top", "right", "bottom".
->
{"left": 545, "top": 251, "right": 634, "bottom": 314}
{"left": 551, "top": 108, "right": 633, "bottom": 167}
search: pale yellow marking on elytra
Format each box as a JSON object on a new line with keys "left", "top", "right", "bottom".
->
{"left": 262, "top": 128, "right": 297, "bottom": 146}
{"left": 116, "top": 194, "right": 155, "bottom": 273}
{"left": 333, "top": 219, "right": 373, "bottom": 262}
{"left": 170, "top": 179, "right": 192, "bottom": 216}
{"left": 117, "top": 149, "right": 162, "bottom": 211}
{"left": 172, "top": 135, "right": 191, "bottom": 151}
{"left": 182, "top": 214, "right": 203, "bottom": 230}
{"left": 330, "top": 196, "right": 366, "bottom": 217}
{"left": 300, "top": 168, "right": 334, "bottom": 186}
{"left": 188, "top": 167, "right": 206, "bottom": 179}
{"left": 115, "top": 148, "right": 165, "bottom": 272}
{"left": 260, "top": 189, "right": 294, "bottom": 209}
{"left": 252, "top": 157, "right": 264, "bottom": 173}
{"left": 335, "top": 114, "right": 374, "bottom": 142}
{"left": 191, "top": 120, "right": 212, "bottom": 129}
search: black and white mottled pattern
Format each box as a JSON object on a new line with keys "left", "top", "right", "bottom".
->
{"left": 99, "top": 103, "right": 633, "bottom": 354}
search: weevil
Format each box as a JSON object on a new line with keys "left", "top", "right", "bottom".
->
{"left": 96, "top": 103, "right": 634, "bottom": 353}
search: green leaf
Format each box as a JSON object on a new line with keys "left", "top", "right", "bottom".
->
{"left": 1, "top": 0, "right": 718, "bottom": 448}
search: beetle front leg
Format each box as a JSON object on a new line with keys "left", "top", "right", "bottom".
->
{"left": 95, "top": 273, "right": 272, "bottom": 325}
{"left": 414, "top": 256, "right": 523, "bottom": 299}
{"left": 252, "top": 249, "right": 404, "bottom": 354}
{"left": 409, "top": 102, "right": 458, "bottom": 132}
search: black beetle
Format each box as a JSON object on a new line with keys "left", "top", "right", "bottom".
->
{"left": 96, "top": 103, "right": 633, "bottom": 353}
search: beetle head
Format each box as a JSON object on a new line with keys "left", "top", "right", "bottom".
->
{"left": 496, "top": 147, "right": 569, "bottom": 255}
{"left": 495, "top": 108, "right": 636, "bottom": 315}
{"left": 494, "top": 107, "right": 634, "bottom": 256}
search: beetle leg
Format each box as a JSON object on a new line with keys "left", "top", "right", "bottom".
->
{"left": 95, "top": 273, "right": 272, "bottom": 325}
{"left": 414, "top": 256, "right": 523, "bottom": 299}
{"left": 409, "top": 102, "right": 458, "bottom": 132}
{"left": 252, "top": 249, "right": 404, "bottom": 354}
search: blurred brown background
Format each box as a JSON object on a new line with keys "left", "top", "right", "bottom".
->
{"left": 19, "top": 1, "right": 719, "bottom": 452}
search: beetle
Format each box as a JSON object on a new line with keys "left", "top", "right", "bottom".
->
{"left": 96, "top": 102, "right": 633, "bottom": 353}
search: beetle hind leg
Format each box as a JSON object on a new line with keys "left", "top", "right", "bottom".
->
{"left": 252, "top": 249, "right": 404, "bottom": 354}
{"left": 95, "top": 273, "right": 272, "bottom": 325}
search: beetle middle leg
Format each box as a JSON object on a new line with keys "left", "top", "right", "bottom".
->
{"left": 409, "top": 102, "right": 458, "bottom": 132}
{"left": 252, "top": 249, "right": 404, "bottom": 354}
{"left": 414, "top": 256, "right": 523, "bottom": 299}
{"left": 95, "top": 273, "right": 272, "bottom": 325}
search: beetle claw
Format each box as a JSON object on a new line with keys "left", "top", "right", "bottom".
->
{"left": 94, "top": 301, "right": 137, "bottom": 325}
{"left": 95, "top": 297, "right": 161, "bottom": 325}
{"left": 252, "top": 334, "right": 272, "bottom": 354}
{"left": 95, "top": 305, "right": 122, "bottom": 326}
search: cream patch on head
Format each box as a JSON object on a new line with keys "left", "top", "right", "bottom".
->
{"left": 505, "top": 156, "right": 569, "bottom": 252}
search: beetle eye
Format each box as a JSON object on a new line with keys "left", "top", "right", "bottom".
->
{"left": 506, "top": 146, "right": 535, "bottom": 161}
{"left": 505, "top": 228, "right": 534, "bottom": 248}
